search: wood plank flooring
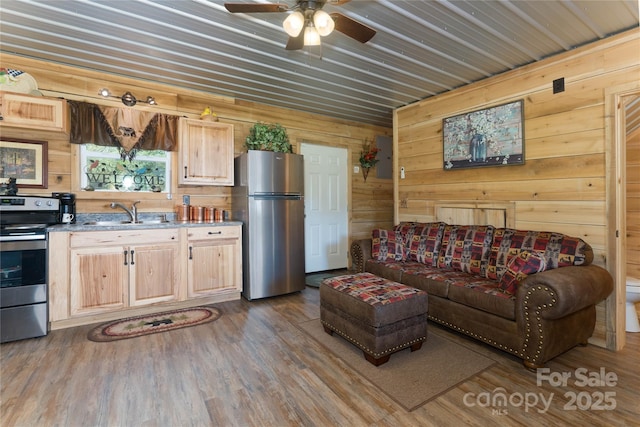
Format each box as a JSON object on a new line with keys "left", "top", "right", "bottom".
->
{"left": 2, "top": 286, "right": 639, "bottom": 426}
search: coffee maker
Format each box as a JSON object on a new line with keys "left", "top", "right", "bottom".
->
{"left": 53, "top": 193, "right": 76, "bottom": 224}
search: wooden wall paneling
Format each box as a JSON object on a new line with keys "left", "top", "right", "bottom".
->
{"left": 1, "top": 52, "right": 393, "bottom": 270}
{"left": 395, "top": 29, "right": 640, "bottom": 350}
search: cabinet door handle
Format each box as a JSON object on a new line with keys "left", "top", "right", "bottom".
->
{"left": 208, "top": 231, "right": 222, "bottom": 235}
{"left": 124, "top": 250, "right": 128, "bottom": 266}
{"left": 189, "top": 246, "right": 193, "bottom": 260}
{"left": 130, "top": 250, "right": 135, "bottom": 265}
{"left": 184, "top": 166, "right": 188, "bottom": 179}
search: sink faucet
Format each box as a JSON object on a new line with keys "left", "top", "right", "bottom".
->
{"left": 110, "top": 201, "right": 141, "bottom": 223}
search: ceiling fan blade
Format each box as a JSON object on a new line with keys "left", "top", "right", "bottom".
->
{"left": 286, "top": 33, "right": 304, "bottom": 50}
{"left": 224, "top": 3, "right": 289, "bottom": 13}
{"left": 329, "top": 13, "right": 376, "bottom": 44}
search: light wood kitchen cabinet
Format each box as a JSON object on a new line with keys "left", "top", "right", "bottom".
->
{"left": 179, "top": 118, "right": 234, "bottom": 186}
{"left": 186, "top": 225, "right": 242, "bottom": 298}
{"left": 68, "top": 229, "right": 180, "bottom": 317}
{"left": 0, "top": 91, "right": 68, "bottom": 132}
{"left": 70, "top": 245, "right": 128, "bottom": 316}
{"left": 48, "top": 224, "right": 242, "bottom": 330}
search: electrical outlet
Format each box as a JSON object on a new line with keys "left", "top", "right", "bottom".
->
{"left": 183, "top": 195, "right": 190, "bottom": 205}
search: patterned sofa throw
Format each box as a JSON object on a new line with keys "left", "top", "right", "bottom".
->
{"left": 371, "top": 229, "right": 405, "bottom": 262}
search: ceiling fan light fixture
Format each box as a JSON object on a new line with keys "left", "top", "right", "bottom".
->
{"left": 283, "top": 11, "right": 304, "bottom": 37}
{"left": 313, "top": 10, "right": 334, "bottom": 37}
{"left": 304, "top": 23, "right": 321, "bottom": 46}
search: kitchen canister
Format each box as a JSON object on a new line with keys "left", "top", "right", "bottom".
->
{"left": 190, "top": 205, "right": 205, "bottom": 222}
{"left": 176, "top": 204, "right": 190, "bottom": 222}
{"left": 204, "top": 207, "right": 215, "bottom": 222}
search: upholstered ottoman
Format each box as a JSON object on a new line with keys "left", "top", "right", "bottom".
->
{"left": 320, "top": 272, "right": 428, "bottom": 366}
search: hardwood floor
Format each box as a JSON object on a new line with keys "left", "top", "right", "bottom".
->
{"left": 2, "top": 287, "right": 639, "bottom": 426}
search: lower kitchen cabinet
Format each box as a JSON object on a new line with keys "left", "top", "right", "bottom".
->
{"left": 69, "top": 245, "right": 129, "bottom": 316}
{"left": 187, "top": 225, "right": 242, "bottom": 297}
{"left": 68, "top": 229, "right": 181, "bottom": 316}
{"left": 48, "top": 224, "right": 242, "bottom": 329}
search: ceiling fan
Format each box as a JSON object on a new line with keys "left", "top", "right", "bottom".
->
{"left": 224, "top": 0, "right": 376, "bottom": 50}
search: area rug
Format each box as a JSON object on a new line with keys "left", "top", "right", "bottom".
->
{"left": 305, "top": 269, "right": 350, "bottom": 288}
{"left": 298, "top": 318, "right": 496, "bottom": 411}
{"left": 88, "top": 306, "right": 221, "bottom": 342}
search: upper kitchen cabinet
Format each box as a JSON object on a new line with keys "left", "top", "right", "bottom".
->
{"left": 0, "top": 91, "right": 69, "bottom": 133}
{"left": 179, "top": 118, "right": 234, "bottom": 186}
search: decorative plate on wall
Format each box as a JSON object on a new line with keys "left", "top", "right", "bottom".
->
{"left": 0, "top": 68, "right": 40, "bottom": 95}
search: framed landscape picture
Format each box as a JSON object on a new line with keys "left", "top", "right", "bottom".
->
{"left": 0, "top": 138, "right": 48, "bottom": 188}
{"left": 443, "top": 100, "right": 524, "bottom": 170}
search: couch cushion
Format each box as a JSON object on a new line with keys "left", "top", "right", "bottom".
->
{"left": 498, "top": 251, "right": 547, "bottom": 295}
{"left": 365, "top": 259, "right": 404, "bottom": 282}
{"left": 405, "top": 222, "right": 446, "bottom": 266}
{"left": 450, "top": 225, "right": 495, "bottom": 276}
{"left": 487, "top": 229, "right": 593, "bottom": 281}
{"left": 371, "top": 229, "right": 405, "bottom": 262}
{"left": 446, "top": 275, "right": 516, "bottom": 320}
{"left": 437, "top": 224, "right": 460, "bottom": 269}
{"left": 398, "top": 264, "right": 450, "bottom": 297}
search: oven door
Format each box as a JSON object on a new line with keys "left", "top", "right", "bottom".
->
{"left": 0, "top": 238, "right": 47, "bottom": 289}
{"left": 0, "top": 235, "right": 48, "bottom": 342}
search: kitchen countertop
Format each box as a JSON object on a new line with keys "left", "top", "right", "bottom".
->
{"left": 48, "top": 221, "right": 242, "bottom": 232}
{"left": 48, "top": 213, "right": 242, "bottom": 232}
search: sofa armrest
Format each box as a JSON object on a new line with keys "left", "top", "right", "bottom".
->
{"left": 516, "top": 265, "right": 613, "bottom": 320}
{"left": 350, "top": 238, "right": 373, "bottom": 273}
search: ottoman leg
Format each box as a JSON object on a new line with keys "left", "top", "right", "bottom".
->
{"left": 411, "top": 342, "right": 423, "bottom": 352}
{"left": 322, "top": 325, "right": 334, "bottom": 336}
{"left": 364, "top": 352, "right": 390, "bottom": 366}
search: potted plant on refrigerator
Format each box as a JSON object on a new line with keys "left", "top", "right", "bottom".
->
{"left": 245, "top": 122, "right": 293, "bottom": 153}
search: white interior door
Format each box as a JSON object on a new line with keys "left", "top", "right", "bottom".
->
{"left": 301, "top": 143, "right": 348, "bottom": 273}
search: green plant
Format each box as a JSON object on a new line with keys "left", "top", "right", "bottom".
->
{"left": 245, "top": 122, "right": 292, "bottom": 153}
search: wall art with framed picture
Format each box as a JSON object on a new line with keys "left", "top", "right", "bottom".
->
{"left": 0, "top": 137, "right": 48, "bottom": 188}
{"left": 443, "top": 100, "right": 524, "bottom": 170}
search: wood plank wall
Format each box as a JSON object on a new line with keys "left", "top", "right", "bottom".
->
{"left": 394, "top": 28, "right": 640, "bottom": 347}
{"left": 0, "top": 53, "right": 393, "bottom": 259}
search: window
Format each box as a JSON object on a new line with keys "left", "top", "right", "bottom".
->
{"left": 79, "top": 144, "right": 171, "bottom": 192}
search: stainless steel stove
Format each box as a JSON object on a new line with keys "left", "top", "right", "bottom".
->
{"left": 1, "top": 195, "right": 59, "bottom": 343}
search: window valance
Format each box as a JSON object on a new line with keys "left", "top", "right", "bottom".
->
{"left": 68, "top": 100, "right": 179, "bottom": 160}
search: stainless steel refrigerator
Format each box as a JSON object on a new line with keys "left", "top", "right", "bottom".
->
{"left": 232, "top": 151, "right": 305, "bottom": 300}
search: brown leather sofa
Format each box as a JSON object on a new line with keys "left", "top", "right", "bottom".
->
{"left": 350, "top": 222, "right": 614, "bottom": 370}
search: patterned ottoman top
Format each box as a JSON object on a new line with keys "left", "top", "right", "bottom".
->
{"left": 322, "top": 272, "right": 426, "bottom": 306}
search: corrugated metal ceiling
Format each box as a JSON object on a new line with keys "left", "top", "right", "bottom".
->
{"left": 1, "top": 0, "right": 638, "bottom": 127}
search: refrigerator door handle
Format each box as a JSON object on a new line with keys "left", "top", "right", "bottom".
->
{"left": 252, "top": 194, "right": 302, "bottom": 200}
